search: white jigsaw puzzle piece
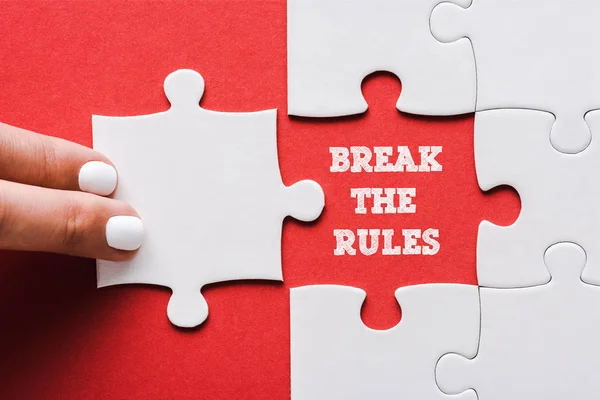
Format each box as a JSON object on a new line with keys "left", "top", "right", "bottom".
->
{"left": 431, "top": 0, "right": 600, "bottom": 153}
{"left": 93, "top": 69, "right": 325, "bottom": 328}
{"left": 437, "top": 242, "right": 600, "bottom": 399}
{"left": 290, "top": 284, "right": 479, "bottom": 400}
{"left": 475, "top": 108, "right": 600, "bottom": 288}
{"left": 287, "top": 0, "right": 476, "bottom": 117}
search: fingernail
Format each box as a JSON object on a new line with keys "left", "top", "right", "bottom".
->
{"left": 106, "top": 216, "right": 144, "bottom": 251}
{"left": 79, "top": 161, "right": 118, "bottom": 196}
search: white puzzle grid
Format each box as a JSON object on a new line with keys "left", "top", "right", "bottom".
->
{"left": 287, "top": 1, "right": 600, "bottom": 399}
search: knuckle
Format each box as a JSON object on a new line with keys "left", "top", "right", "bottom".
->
{"left": 37, "top": 137, "right": 59, "bottom": 187}
{"left": 59, "top": 198, "right": 89, "bottom": 247}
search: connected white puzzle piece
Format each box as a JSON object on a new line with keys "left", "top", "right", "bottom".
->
{"left": 437, "top": 242, "right": 600, "bottom": 399}
{"left": 290, "top": 284, "right": 479, "bottom": 400}
{"left": 431, "top": 0, "right": 600, "bottom": 153}
{"left": 475, "top": 108, "right": 600, "bottom": 288}
{"left": 287, "top": 0, "right": 476, "bottom": 117}
{"left": 93, "top": 69, "right": 325, "bottom": 328}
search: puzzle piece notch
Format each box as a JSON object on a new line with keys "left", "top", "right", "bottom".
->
{"left": 473, "top": 108, "right": 600, "bottom": 288}
{"left": 287, "top": 0, "right": 476, "bottom": 117}
{"left": 167, "top": 287, "right": 209, "bottom": 328}
{"left": 291, "top": 284, "right": 479, "bottom": 399}
{"left": 436, "top": 242, "right": 600, "bottom": 399}
{"left": 282, "top": 180, "right": 326, "bottom": 222}
{"left": 551, "top": 112, "right": 592, "bottom": 155}
{"left": 544, "top": 242, "right": 587, "bottom": 284}
{"left": 431, "top": 0, "right": 596, "bottom": 154}
{"left": 435, "top": 353, "right": 473, "bottom": 398}
{"left": 164, "top": 69, "right": 205, "bottom": 110}
{"left": 94, "top": 69, "right": 324, "bottom": 328}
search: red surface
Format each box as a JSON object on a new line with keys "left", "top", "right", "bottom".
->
{"left": 0, "top": 1, "right": 519, "bottom": 399}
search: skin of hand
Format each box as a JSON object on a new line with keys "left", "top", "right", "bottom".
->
{"left": 0, "top": 122, "right": 143, "bottom": 261}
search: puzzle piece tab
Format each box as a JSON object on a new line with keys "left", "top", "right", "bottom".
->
{"left": 437, "top": 242, "right": 600, "bottom": 399}
{"left": 431, "top": 0, "right": 600, "bottom": 153}
{"left": 475, "top": 108, "right": 600, "bottom": 288}
{"left": 290, "top": 284, "right": 479, "bottom": 399}
{"left": 93, "top": 69, "right": 324, "bottom": 328}
{"left": 287, "top": 0, "right": 476, "bottom": 117}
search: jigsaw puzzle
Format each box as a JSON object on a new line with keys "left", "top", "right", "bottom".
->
{"left": 290, "top": 284, "right": 479, "bottom": 399}
{"left": 475, "top": 108, "right": 600, "bottom": 288}
{"left": 431, "top": 0, "right": 600, "bottom": 153}
{"left": 92, "top": 69, "right": 325, "bottom": 328}
{"left": 437, "top": 242, "right": 600, "bottom": 399}
{"left": 287, "top": 0, "right": 476, "bottom": 117}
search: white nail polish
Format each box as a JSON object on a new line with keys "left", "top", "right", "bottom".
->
{"left": 106, "top": 216, "right": 144, "bottom": 251}
{"left": 79, "top": 161, "right": 118, "bottom": 196}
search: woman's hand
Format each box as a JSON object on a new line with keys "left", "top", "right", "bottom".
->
{"left": 0, "top": 122, "right": 143, "bottom": 261}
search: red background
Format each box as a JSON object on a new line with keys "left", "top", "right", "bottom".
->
{"left": 0, "top": 1, "right": 519, "bottom": 399}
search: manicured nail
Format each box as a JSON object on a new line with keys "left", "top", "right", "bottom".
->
{"left": 79, "top": 161, "right": 118, "bottom": 196}
{"left": 106, "top": 216, "right": 144, "bottom": 251}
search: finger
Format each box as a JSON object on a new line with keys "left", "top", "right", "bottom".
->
{"left": 0, "top": 122, "right": 117, "bottom": 196}
{"left": 0, "top": 179, "right": 143, "bottom": 261}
